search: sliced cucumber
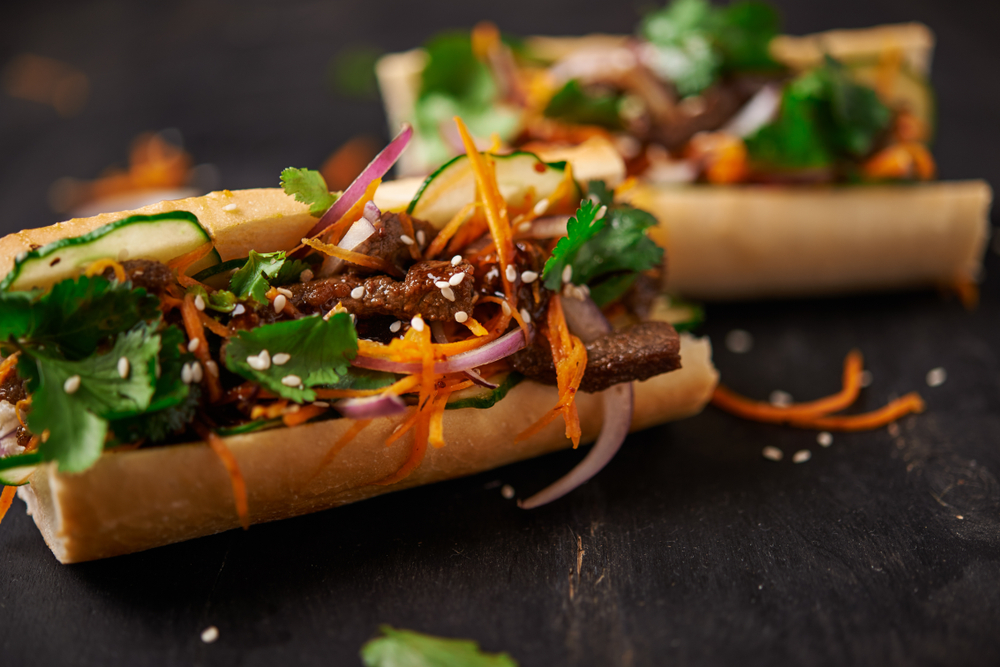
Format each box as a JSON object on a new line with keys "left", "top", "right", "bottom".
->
{"left": 0, "top": 464, "right": 36, "bottom": 486}
{"left": 849, "top": 63, "right": 936, "bottom": 139}
{"left": 446, "top": 372, "right": 523, "bottom": 410}
{"left": 407, "top": 152, "right": 579, "bottom": 228}
{"left": 192, "top": 257, "right": 248, "bottom": 289}
{"left": 2, "top": 212, "right": 220, "bottom": 292}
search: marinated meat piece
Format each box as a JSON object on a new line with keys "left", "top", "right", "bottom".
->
{"left": 102, "top": 259, "right": 175, "bottom": 293}
{"left": 0, "top": 370, "right": 26, "bottom": 406}
{"left": 474, "top": 239, "right": 551, "bottom": 322}
{"left": 348, "top": 212, "right": 438, "bottom": 275}
{"left": 510, "top": 321, "right": 681, "bottom": 393}
{"left": 257, "top": 260, "right": 477, "bottom": 323}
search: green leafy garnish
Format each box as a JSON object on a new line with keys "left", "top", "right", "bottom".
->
{"left": 280, "top": 167, "right": 340, "bottom": 217}
{"left": 542, "top": 189, "right": 663, "bottom": 306}
{"left": 21, "top": 323, "right": 163, "bottom": 472}
{"left": 543, "top": 80, "right": 623, "bottom": 129}
{"left": 746, "top": 56, "right": 892, "bottom": 169}
{"left": 640, "top": 0, "right": 780, "bottom": 96}
{"left": 186, "top": 285, "right": 237, "bottom": 313}
{"left": 0, "top": 275, "right": 160, "bottom": 360}
{"left": 223, "top": 314, "right": 358, "bottom": 403}
{"left": 361, "top": 626, "right": 518, "bottom": 667}
{"left": 229, "top": 250, "right": 309, "bottom": 306}
{"left": 415, "top": 31, "right": 520, "bottom": 169}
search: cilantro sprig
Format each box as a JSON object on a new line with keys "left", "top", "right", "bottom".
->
{"left": 542, "top": 184, "right": 664, "bottom": 306}
{"left": 361, "top": 626, "right": 518, "bottom": 667}
{"left": 229, "top": 250, "right": 311, "bottom": 305}
{"left": 745, "top": 56, "right": 892, "bottom": 170}
{"left": 223, "top": 313, "right": 358, "bottom": 403}
{"left": 640, "top": 0, "right": 780, "bottom": 97}
{"left": 280, "top": 167, "right": 340, "bottom": 217}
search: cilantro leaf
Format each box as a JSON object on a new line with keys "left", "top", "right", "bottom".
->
{"left": 542, "top": 199, "right": 607, "bottom": 291}
{"left": 229, "top": 250, "right": 289, "bottom": 305}
{"left": 272, "top": 258, "right": 313, "bottom": 286}
{"left": 746, "top": 57, "right": 891, "bottom": 169}
{"left": 22, "top": 323, "right": 163, "bottom": 472}
{"left": 0, "top": 275, "right": 160, "bottom": 360}
{"left": 543, "top": 80, "right": 623, "bottom": 129}
{"left": 187, "top": 285, "right": 237, "bottom": 313}
{"left": 640, "top": 0, "right": 780, "bottom": 97}
{"left": 326, "top": 367, "right": 399, "bottom": 391}
{"left": 223, "top": 314, "right": 358, "bottom": 403}
{"left": 361, "top": 626, "right": 518, "bottom": 667}
{"left": 587, "top": 180, "right": 615, "bottom": 207}
{"left": 280, "top": 168, "right": 340, "bottom": 217}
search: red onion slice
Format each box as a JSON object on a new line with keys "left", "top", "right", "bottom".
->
{"left": 525, "top": 215, "right": 570, "bottom": 239}
{"left": 305, "top": 124, "right": 413, "bottom": 239}
{"left": 518, "top": 296, "right": 635, "bottom": 509}
{"left": 722, "top": 84, "right": 781, "bottom": 138}
{"left": 353, "top": 327, "right": 528, "bottom": 375}
{"left": 430, "top": 322, "right": 500, "bottom": 389}
{"left": 335, "top": 393, "right": 407, "bottom": 420}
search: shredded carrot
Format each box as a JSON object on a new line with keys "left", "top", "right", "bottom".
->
{"left": 372, "top": 411, "right": 429, "bottom": 486}
{"left": 0, "top": 353, "right": 20, "bottom": 387}
{"left": 22, "top": 435, "right": 39, "bottom": 454}
{"left": 281, "top": 404, "right": 327, "bottom": 428}
{"left": 264, "top": 286, "right": 303, "bottom": 318}
{"left": 462, "top": 317, "right": 489, "bottom": 337}
{"left": 0, "top": 485, "right": 16, "bottom": 528}
{"left": 711, "top": 350, "right": 865, "bottom": 423}
{"left": 198, "top": 310, "right": 233, "bottom": 338}
{"left": 790, "top": 393, "right": 926, "bottom": 431}
{"left": 951, "top": 276, "right": 980, "bottom": 310}
{"left": 167, "top": 240, "right": 214, "bottom": 272}
{"left": 308, "top": 419, "right": 373, "bottom": 481}
{"left": 614, "top": 177, "right": 638, "bottom": 199}
{"left": 250, "top": 400, "right": 288, "bottom": 421}
{"left": 14, "top": 397, "right": 30, "bottom": 429}
{"left": 322, "top": 177, "right": 383, "bottom": 246}
{"left": 426, "top": 202, "right": 479, "bottom": 258}
{"left": 195, "top": 425, "right": 249, "bottom": 530}
{"left": 313, "top": 374, "right": 421, "bottom": 400}
{"left": 448, "top": 215, "right": 490, "bottom": 256}
{"left": 84, "top": 258, "right": 127, "bottom": 283}
{"left": 453, "top": 117, "right": 515, "bottom": 304}
{"left": 396, "top": 212, "right": 423, "bottom": 261}
{"left": 159, "top": 293, "right": 184, "bottom": 312}
{"left": 302, "top": 237, "right": 405, "bottom": 278}
{"left": 181, "top": 293, "right": 223, "bottom": 402}
{"left": 384, "top": 406, "right": 423, "bottom": 447}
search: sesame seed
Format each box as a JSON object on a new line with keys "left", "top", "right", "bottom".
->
{"left": 313, "top": 401, "right": 330, "bottom": 408}
{"left": 517, "top": 222, "right": 532, "bottom": 233}
{"left": 273, "top": 294, "right": 287, "bottom": 313}
{"left": 63, "top": 375, "right": 81, "bottom": 394}
{"left": 926, "top": 367, "right": 947, "bottom": 387}
{"left": 247, "top": 350, "right": 271, "bottom": 371}
{"left": 725, "top": 329, "right": 753, "bottom": 354}
{"left": 501, "top": 484, "right": 516, "bottom": 499}
{"left": 201, "top": 626, "right": 219, "bottom": 643}
{"left": 222, "top": 204, "right": 237, "bottom": 212}
{"left": 533, "top": 198, "right": 550, "bottom": 216}
{"left": 502, "top": 301, "right": 512, "bottom": 316}
{"left": 860, "top": 370, "right": 873, "bottom": 388}
{"left": 451, "top": 255, "right": 462, "bottom": 266}
{"left": 769, "top": 390, "right": 793, "bottom": 408}
{"left": 520, "top": 308, "right": 532, "bottom": 324}
{"left": 416, "top": 230, "right": 426, "bottom": 247}
{"left": 400, "top": 234, "right": 415, "bottom": 245}
{"left": 191, "top": 362, "right": 204, "bottom": 383}
{"left": 205, "top": 360, "right": 219, "bottom": 377}
{"left": 389, "top": 320, "right": 402, "bottom": 333}
{"left": 188, "top": 338, "right": 200, "bottom": 353}
{"left": 562, "top": 265, "right": 573, "bottom": 284}
{"left": 762, "top": 446, "right": 783, "bottom": 461}
{"left": 588, "top": 193, "right": 601, "bottom": 205}
{"left": 232, "top": 304, "right": 246, "bottom": 316}
{"left": 194, "top": 295, "right": 206, "bottom": 311}
{"left": 595, "top": 205, "right": 608, "bottom": 220}
{"left": 455, "top": 311, "right": 469, "bottom": 323}
{"left": 117, "top": 357, "right": 130, "bottom": 379}
{"left": 505, "top": 265, "right": 517, "bottom": 282}
{"left": 272, "top": 353, "right": 291, "bottom": 366}
{"left": 440, "top": 286, "right": 456, "bottom": 302}
{"left": 181, "top": 363, "right": 193, "bottom": 385}
{"left": 817, "top": 431, "right": 833, "bottom": 447}
{"left": 299, "top": 269, "right": 314, "bottom": 283}
{"left": 350, "top": 285, "right": 366, "bottom": 299}
{"left": 521, "top": 270, "right": 538, "bottom": 284}
{"left": 281, "top": 374, "right": 302, "bottom": 387}
{"left": 276, "top": 287, "right": 293, "bottom": 299}
{"left": 411, "top": 316, "right": 425, "bottom": 332}
{"left": 792, "top": 450, "right": 812, "bottom": 464}
{"left": 448, "top": 273, "right": 465, "bottom": 286}
{"left": 434, "top": 280, "right": 450, "bottom": 289}
{"left": 486, "top": 268, "right": 499, "bottom": 280}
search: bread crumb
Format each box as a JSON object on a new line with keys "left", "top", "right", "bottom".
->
{"left": 725, "top": 329, "right": 753, "bottom": 354}
{"left": 792, "top": 450, "right": 812, "bottom": 464}
{"left": 926, "top": 367, "right": 946, "bottom": 387}
{"left": 762, "top": 446, "right": 782, "bottom": 461}
{"left": 201, "top": 626, "right": 219, "bottom": 643}
{"left": 501, "top": 484, "right": 515, "bottom": 499}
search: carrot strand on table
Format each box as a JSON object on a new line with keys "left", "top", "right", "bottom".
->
{"left": 0, "top": 486, "right": 16, "bottom": 528}
{"left": 790, "top": 393, "right": 926, "bottom": 431}
{"left": 195, "top": 425, "right": 249, "bottom": 530}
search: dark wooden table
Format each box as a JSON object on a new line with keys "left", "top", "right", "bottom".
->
{"left": 1, "top": 1, "right": 998, "bottom": 665}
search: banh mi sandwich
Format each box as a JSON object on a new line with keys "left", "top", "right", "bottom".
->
{"left": 0, "top": 124, "right": 717, "bottom": 564}
{"left": 375, "top": 2, "right": 993, "bottom": 300}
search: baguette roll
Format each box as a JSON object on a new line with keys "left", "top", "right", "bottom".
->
{"left": 3, "top": 174, "right": 717, "bottom": 563}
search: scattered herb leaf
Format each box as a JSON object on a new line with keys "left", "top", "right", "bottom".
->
{"left": 229, "top": 250, "right": 289, "bottom": 305}
{"left": 280, "top": 167, "right": 340, "bottom": 217}
{"left": 543, "top": 80, "right": 623, "bottom": 129}
{"left": 361, "top": 626, "right": 518, "bottom": 667}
